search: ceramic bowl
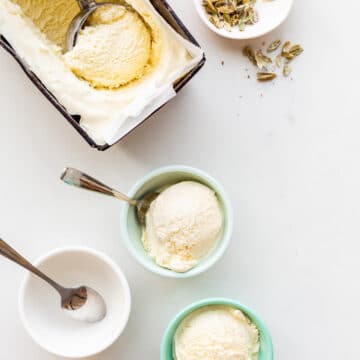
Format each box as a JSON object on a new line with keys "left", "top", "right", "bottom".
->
{"left": 193, "top": 0, "right": 294, "bottom": 40}
{"left": 120, "top": 165, "right": 233, "bottom": 278}
{"left": 19, "top": 247, "right": 131, "bottom": 358}
{"left": 161, "top": 298, "right": 273, "bottom": 360}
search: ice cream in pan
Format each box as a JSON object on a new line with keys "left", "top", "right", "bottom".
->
{"left": 142, "top": 181, "right": 223, "bottom": 273}
{"left": 0, "top": 0, "right": 203, "bottom": 145}
{"left": 64, "top": 4, "right": 152, "bottom": 89}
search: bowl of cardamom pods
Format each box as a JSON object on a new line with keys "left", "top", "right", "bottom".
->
{"left": 194, "top": 0, "right": 294, "bottom": 40}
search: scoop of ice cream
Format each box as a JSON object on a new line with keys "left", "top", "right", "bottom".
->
{"left": 88, "top": 4, "right": 125, "bottom": 24}
{"left": 64, "top": 5, "right": 152, "bottom": 89}
{"left": 174, "top": 306, "right": 259, "bottom": 360}
{"left": 142, "top": 181, "right": 223, "bottom": 272}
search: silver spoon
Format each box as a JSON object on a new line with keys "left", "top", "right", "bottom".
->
{"left": 61, "top": 167, "right": 159, "bottom": 225}
{"left": 0, "top": 238, "right": 106, "bottom": 322}
{"left": 66, "top": 0, "right": 150, "bottom": 51}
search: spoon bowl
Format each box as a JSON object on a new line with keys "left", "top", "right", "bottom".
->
{"left": 63, "top": 286, "right": 107, "bottom": 323}
{"left": 136, "top": 191, "right": 159, "bottom": 224}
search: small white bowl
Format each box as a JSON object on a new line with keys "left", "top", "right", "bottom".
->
{"left": 19, "top": 247, "right": 131, "bottom": 358}
{"left": 194, "top": 0, "right": 294, "bottom": 40}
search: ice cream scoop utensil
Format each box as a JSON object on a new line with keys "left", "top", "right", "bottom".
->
{"left": 66, "top": 0, "right": 150, "bottom": 51}
{"left": 0, "top": 237, "right": 106, "bottom": 322}
{"left": 61, "top": 167, "right": 158, "bottom": 225}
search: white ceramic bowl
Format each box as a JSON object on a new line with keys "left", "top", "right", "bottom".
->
{"left": 194, "top": 0, "right": 294, "bottom": 40}
{"left": 19, "top": 247, "right": 131, "bottom": 358}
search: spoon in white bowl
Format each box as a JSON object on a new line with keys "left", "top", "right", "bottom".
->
{"left": 66, "top": 0, "right": 150, "bottom": 51}
{"left": 0, "top": 238, "right": 106, "bottom": 323}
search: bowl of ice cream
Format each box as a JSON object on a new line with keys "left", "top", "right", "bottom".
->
{"left": 19, "top": 246, "right": 131, "bottom": 358}
{"left": 161, "top": 298, "right": 273, "bottom": 360}
{"left": 120, "top": 165, "right": 233, "bottom": 278}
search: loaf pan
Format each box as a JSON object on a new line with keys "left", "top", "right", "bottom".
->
{"left": 0, "top": 0, "right": 206, "bottom": 151}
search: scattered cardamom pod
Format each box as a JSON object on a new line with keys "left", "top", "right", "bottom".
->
{"left": 283, "top": 52, "right": 295, "bottom": 61}
{"left": 257, "top": 72, "right": 277, "bottom": 81}
{"left": 255, "top": 49, "right": 272, "bottom": 70}
{"left": 267, "top": 39, "right": 281, "bottom": 52}
{"left": 281, "top": 42, "right": 304, "bottom": 62}
{"left": 289, "top": 44, "right": 303, "bottom": 57}
{"left": 281, "top": 41, "right": 291, "bottom": 55}
{"left": 283, "top": 64, "right": 292, "bottom": 77}
{"left": 243, "top": 39, "right": 303, "bottom": 81}
{"left": 242, "top": 46, "right": 257, "bottom": 65}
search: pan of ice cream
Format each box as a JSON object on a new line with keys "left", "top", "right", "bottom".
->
{"left": 0, "top": 0, "right": 205, "bottom": 150}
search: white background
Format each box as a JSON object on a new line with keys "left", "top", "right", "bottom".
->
{"left": 1, "top": 0, "right": 359, "bottom": 359}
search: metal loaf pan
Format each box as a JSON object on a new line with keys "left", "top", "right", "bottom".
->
{"left": 0, "top": 0, "right": 206, "bottom": 151}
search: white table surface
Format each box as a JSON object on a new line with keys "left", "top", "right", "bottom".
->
{"left": 1, "top": 0, "right": 359, "bottom": 359}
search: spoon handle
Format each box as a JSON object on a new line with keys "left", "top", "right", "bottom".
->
{"left": 0, "top": 238, "right": 64, "bottom": 293}
{"left": 61, "top": 167, "right": 137, "bottom": 205}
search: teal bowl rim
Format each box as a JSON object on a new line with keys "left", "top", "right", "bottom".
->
{"left": 120, "top": 165, "right": 233, "bottom": 278}
{"left": 160, "top": 297, "right": 273, "bottom": 360}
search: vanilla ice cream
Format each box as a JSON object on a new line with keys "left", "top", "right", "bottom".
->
{"left": 174, "top": 306, "right": 259, "bottom": 360}
{"left": 142, "top": 181, "right": 223, "bottom": 272}
{"left": 64, "top": 5, "right": 152, "bottom": 88}
{"left": 0, "top": 0, "right": 203, "bottom": 144}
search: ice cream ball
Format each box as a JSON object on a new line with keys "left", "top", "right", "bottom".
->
{"left": 142, "top": 181, "right": 223, "bottom": 273}
{"left": 174, "top": 305, "right": 259, "bottom": 360}
{"left": 64, "top": 5, "right": 152, "bottom": 89}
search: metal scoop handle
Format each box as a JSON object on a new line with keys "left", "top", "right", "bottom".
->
{"left": 61, "top": 167, "right": 137, "bottom": 205}
{"left": 78, "top": 0, "right": 97, "bottom": 10}
{"left": 0, "top": 238, "right": 64, "bottom": 293}
{"left": 66, "top": 0, "right": 152, "bottom": 51}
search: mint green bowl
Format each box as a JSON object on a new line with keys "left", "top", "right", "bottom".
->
{"left": 120, "top": 165, "right": 233, "bottom": 278}
{"left": 161, "top": 298, "right": 273, "bottom": 360}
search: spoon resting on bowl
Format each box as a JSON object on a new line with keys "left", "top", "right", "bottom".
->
{"left": 0, "top": 238, "right": 106, "bottom": 323}
{"left": 61, "top": 167, "right": 159, "bottom": 225}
